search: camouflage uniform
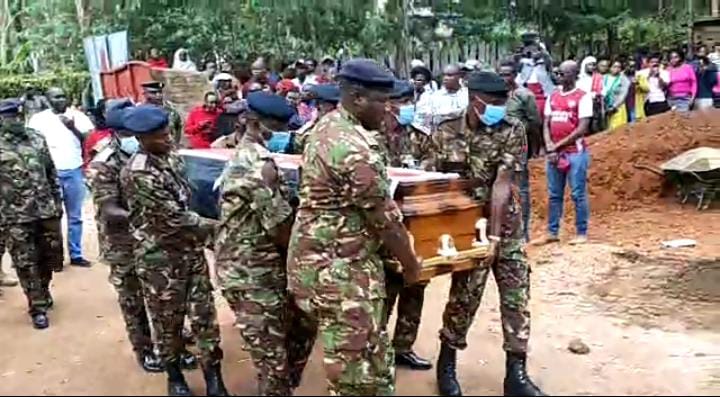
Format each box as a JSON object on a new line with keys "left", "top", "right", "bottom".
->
{"left": 0, "top": 124, "right": 63, "bottom": 314}
{"left": 87, "top": 139, "right": 152, "bottom": 356}
{"left": 287, "top": 108, "right": 395, "bottom": 396}
{"left": 166, "top": 103, "right": 185, "bottom": 146}
{"left": 374, "top": 126, "right": 428, "bottom": 355}
{"left": 439, "top": 117, "right": 531, "bottom": 353}
{"left": 120, "top": 150, "right": 223, "bottom": 367}
{"left": 430, "top": 113, "right": 467, "bottom": 172}
{"left": 215, "top": 136, "right": 315, "bottom": 395}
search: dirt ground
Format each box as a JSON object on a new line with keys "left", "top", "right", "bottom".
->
{"left": 1, "top": 197, "right": 718, "bottom": 396}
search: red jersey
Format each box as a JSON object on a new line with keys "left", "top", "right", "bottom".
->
{"left": 545, "top": 88, "right": 593, "bottom": 153}
{"left": 184, "top": 106, "right": 222, "bottom": 149}
{"left": 147, "top": 57, "right": 169, "bottom": 69}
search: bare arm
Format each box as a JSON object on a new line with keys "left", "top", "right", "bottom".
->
{"left": 489, "top": 167, "right": 513, "bottom": 237}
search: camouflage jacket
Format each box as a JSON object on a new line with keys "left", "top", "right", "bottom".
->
{"left": 464, "top": 117, "right": 525, "bottom": 239}
{"left": 0, "top": 125, "right": 63, "bottom": 225}
{"left": 214, "top": 136, "right": 293, "bottom": 290}
{"left": 120, "top": 150, "right": 213, "bottom": 255}
{"left": 87, "top": 137, "right": 133, "bottom": 261}
{"left": 164, "top": 102, "right": 184, "bottom": 146}
{"left": 288, "top": 107, "right": 391, "bottom": 302}
{"left": 431, "top": 112, "right": 467, "bottom": 170}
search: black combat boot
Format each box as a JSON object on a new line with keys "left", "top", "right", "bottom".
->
{"left": 436, "top": 342, "right": 462, "bottom": 396}
{"left": 31, "top": 313, "right": 49, "bottom": 330}
{"left": 503, "top": 352, "right": 545, "bottom": 397}
{"left": 203, "top": 363, "right": 229, "bottom": 396}
{"left": 137, "top": 349, "right": 164, "bottom": 373}
{"left": 166, "top": 360, "right": 193, "bottom": 396}
{"left": 180, "top": 349, "right": 198, "bottom": 370}
{"left": 396, "top": 351, "right": 433, "bottom": 370}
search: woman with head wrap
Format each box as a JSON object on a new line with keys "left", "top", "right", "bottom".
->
{"left": 577, "top": 56, "right": 606, "bottom": 132}
{"left": 172, "top": 48, "right": 198, "bottom": 71}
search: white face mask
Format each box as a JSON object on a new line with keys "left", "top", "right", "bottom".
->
{"left": 119, "top": 136, "right": 140, "bottom": 154}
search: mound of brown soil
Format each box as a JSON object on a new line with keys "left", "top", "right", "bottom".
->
{"left": 530, "top": 109, "right": 720, "bottom": 221}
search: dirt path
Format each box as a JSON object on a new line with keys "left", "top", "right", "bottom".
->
{"left": 1, "top": 202, "right": 718, "bottom": 396}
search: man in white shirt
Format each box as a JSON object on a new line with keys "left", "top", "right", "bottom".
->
{"left": 29, "top": 87, "right": 94, "bottom": 267}
{"left": 431, "top": 64, "right": 469, "bottom": 126}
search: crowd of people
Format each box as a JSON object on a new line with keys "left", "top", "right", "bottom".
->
{"left": 1, "top": 34, "right": 718, "bottom": 397}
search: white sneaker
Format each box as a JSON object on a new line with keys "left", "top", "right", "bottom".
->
{"left": 569, "top": 236, "right": 588, "bottom": 245}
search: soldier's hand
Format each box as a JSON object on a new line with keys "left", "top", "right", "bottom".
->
{"left": 485, "top": 238, "right": 500, "bottom": 266}
{"left": 403, "top": 256, "right": 423, "bottom": 285}
{"left": 261, "top": 160, "right": 279, "bottom": 188}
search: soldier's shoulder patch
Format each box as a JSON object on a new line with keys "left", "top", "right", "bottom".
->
{"left": 92, "top": 146, "right": 116, "bottom": 163}
{"left": 130, "top": 153, "right": 149, "bottom": 171}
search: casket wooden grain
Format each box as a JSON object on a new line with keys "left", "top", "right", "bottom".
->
{"left": 388, "top": 173, "right": 490, "bottom": 281}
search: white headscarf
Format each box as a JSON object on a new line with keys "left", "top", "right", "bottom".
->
{"left": 577, "top": 56, "right": 598, "bottom": 94}
{"left": 172, "top": 48, "right": 197, "bottom": 71}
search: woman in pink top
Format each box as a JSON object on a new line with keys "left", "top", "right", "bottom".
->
{"left": 667, "top": 50, "right": 697, "bottom": 113}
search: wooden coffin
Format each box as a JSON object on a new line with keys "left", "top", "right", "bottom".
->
{"left": 180, "top": 150, "right": 490, "bottom": 281}
{"left": 387, "top": 168, "right": 490, "bottom": 281}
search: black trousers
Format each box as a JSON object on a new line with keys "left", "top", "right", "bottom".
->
{"left": 645, "top": 101, "right": 670, "bottom": 117}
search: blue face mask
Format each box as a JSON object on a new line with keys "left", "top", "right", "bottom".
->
{"left": 474, "top": 98, "right": 506, "bottom": 126}
{"left": 397, "top": 105, "right": 415, "bottom": 126}
{"left": 119, "top": 136, "right": 140, "bottom": 154}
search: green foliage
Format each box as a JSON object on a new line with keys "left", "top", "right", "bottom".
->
{"left": 0, "top": 71, "right": 90, "bottom": 103}
{"left": 0, "top": 0, "right": 710, "bottom": 75}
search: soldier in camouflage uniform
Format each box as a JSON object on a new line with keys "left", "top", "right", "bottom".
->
{"left": 215, "top": 92, "right": 316, "bottom": 395}
{"left": 435, "top": 72, "right": 545, "bottom": 397}
{"left": 141, "top": 81, "right": 184, "bottom": 146}
{"left": 0, "top": 99, "right": 63, "bottom": 329}
{"left": 287, "top": 59, "right": 422, "bottom": 396}
{"left": 119, "top": 105, "right": 228, "bottom": 397}
{"left": 86, "top": 99, "right": 165, "bottom": 373}
{"left": 378, "top": 80, "right": 432, "bottom": 371}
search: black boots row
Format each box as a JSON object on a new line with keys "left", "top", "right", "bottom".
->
{"left": 166, "top": 360, "right": 229, "bottom": 397}
{"left": 436, "top": 342, "right": 545, "bottom": 397}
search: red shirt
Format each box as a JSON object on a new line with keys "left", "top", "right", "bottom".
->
{"left": 147, "top": 57, "right": 169, "bottom": 69}
{"left": 546, "top": 88, "right": 593, "bottom": 153}
{"left": 184, "top": 106, "right": 222, "bottom": 149}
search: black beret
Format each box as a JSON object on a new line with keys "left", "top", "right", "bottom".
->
{"left": 106, "top": 100, "right": 134, "bottom": 130}
{"left": 246, "top": 92, "right": 294, "bottom": 122}
{"left": 410, "top": 66, "right": 432, "bottom": 82}
{"left": 466, "top": 71, "right": 509, "bottom": 94}
{"left": 308, "top": 84, "right": 340, "bottom": 103}
{"left": 122, "top": 104, "right": 169, "bottom": 134}
{"left": 0, "top": 98, "right": 21, "bottom": 115}
{"left": 389, "top": 79, "right": 414, "bottom": 100}
{"left": 141, "top": 81, "right": 164, "bottom": 90}
{"left": 336, "top": 58, "right": 395, "bottom": 89}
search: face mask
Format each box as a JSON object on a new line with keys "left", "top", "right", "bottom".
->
{"left": 119, "top": 136, "right": 140, "bottom": 154}
{"left": 396, "top": 105, "right": 415, "bottom": 126}
{"left": 473, "top": 98, "right": 506, "bottom": 126}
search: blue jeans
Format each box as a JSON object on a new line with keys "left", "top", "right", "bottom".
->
{"left": 58, "top": 168, "right": 85, "bottom": 260}
{"left": 518, "top": 152, "right": 531, "bottom": 242}
{"left": 546, "top": 151, "right": 590, "bottom": 237}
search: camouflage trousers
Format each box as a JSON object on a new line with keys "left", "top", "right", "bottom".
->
{"left": 439, "top": 237, "right": 531, "bottom": 353}
{"left": 136, "top": 249, "right": 223, "bottom": 367}
{"left": 222, "top": 284, "right": 316, "bottom": 396}
{"left": 294, "top": 295, "right": 395, "bottom": 396}
{"left": 5, "top": 221, "right": 54, "bottom": 315}
{"left": 105, "top": 246, "right": 153, "bottom": 356}
{"left": 383, "top": 268, "right": 427, "bottom": 353}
